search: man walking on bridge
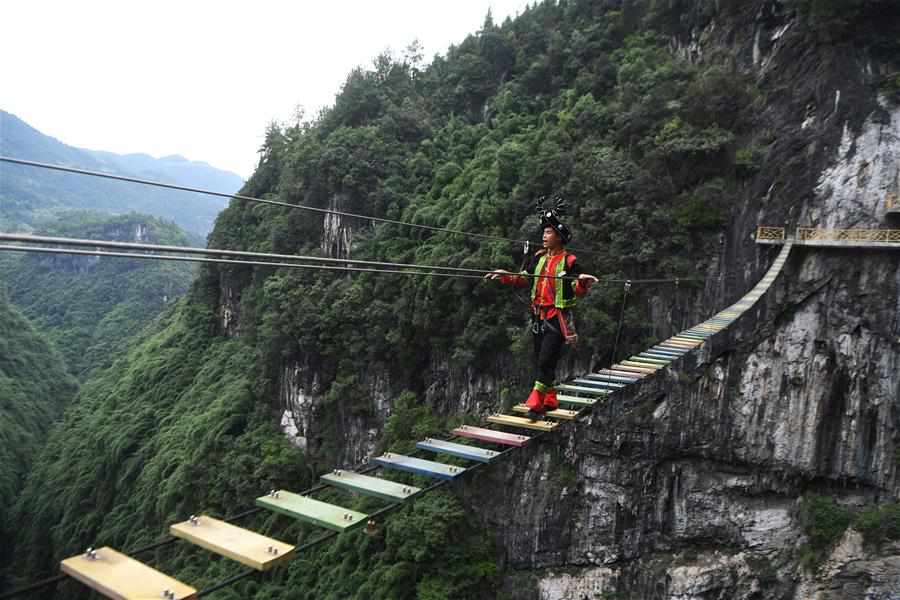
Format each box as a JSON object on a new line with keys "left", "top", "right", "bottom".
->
{"left": 485, "top": 203, "right": 598, "bottom": 418}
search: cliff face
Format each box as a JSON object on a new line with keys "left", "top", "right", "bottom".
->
{"left": 202, "top": 2, "right": 900, "bottom": 597}
{"left": 451, "top": 3, "right": 900, "bottom": 599}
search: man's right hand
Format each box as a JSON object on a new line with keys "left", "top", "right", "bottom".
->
{"left": 484, "top": 269, "right": 511, "bottom": 280}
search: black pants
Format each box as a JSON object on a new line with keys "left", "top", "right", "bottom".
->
{"left": 533, "top": 316, "right": 565, "bottom": 388}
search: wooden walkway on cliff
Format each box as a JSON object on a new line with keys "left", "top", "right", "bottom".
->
{"left": 756, "top": 226, "right": 900, "bottom": 248}
{"left": 53, "top": 242, "right": 795, "bottom": 600}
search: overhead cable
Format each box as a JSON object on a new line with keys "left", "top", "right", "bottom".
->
{"left": 0, "top": 156, "right": 538, "bottom": 247}
{"left": 0, "top": 241, "right": 721, "bottom": 285}
{"left": 0, "top": 234, "right": 719, "bottom": 284}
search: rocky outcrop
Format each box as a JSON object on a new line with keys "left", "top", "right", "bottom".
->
{"left": 462, "top": 274, "right": 898, "bottom": 596}
{"left": 278, "top": 357, "right": 393, "bottom": 466}
{"left": 277, "top": 350, "right": 524, "bottom": 466}
{"left": 321, "top": 193, "right": 356, "bottom": 260}
{"left": 458, "top": 3, "right": 900, "bottom": 598}
{"left": 263, "top": 2, "right": 900, "bottom": 597}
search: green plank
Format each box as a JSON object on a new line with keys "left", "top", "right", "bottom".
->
{"left": 628, "top": 356, "right": 669, "bottom": 365}
{"left": 557, "top": 383, "right": 611, "bottom": 396}
{"left": 320, "top": 470, "right": 420, "bottom": 502}
{"left": 256, "top": 490, "right": 368, "bottom": 532}
{"left": 556, "top": 394, "right": 596, "bottom": 408}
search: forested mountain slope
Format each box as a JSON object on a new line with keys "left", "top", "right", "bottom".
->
{"left": 6, "top": 1, "right": 900, "bottom": 599}
{"left": 0, "top": 110, "right": 239, "bottom": 236}
{"left": 0, "top": 293, "right": 76, "bottom": 591}
{"left": 0, "top": 212, "right": 195, "bottom": 380}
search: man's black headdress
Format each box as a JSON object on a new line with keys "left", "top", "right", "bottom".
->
{"left": 536, "top": 196, "right": 572, "bottom": 245}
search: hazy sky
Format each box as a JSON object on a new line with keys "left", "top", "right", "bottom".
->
{"left": 2, "top": 1, "right": 532, "bottom": 179}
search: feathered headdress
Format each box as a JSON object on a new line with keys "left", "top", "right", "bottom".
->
{"left": 536, "top": 195, "right": 571, "bottom": 244}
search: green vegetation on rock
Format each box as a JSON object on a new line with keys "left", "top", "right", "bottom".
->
{"left": 0, "top": 212, "right": 195, "bottom": 379}
{"left": 798, "top": 495, "right": 853, "bottom": 570}
{"left": 5, "top": 2, "right": 802, "bottom": 597}
{"left": 0, "top": 292, "right": 77, "bottom": 588}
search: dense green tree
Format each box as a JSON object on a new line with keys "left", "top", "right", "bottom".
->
{"left": 0, "top": 293, "right": 77, "bottom": 588}
{"left": 5, "top": 2, "right": 805, "bottom": 597}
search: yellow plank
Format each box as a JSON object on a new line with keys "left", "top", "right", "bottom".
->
{"left": 487, "top": 414, "right": 558, "bottom": 431}
{"left": 662, "top": 340, "right": 700, "bottom": 348}
{"left": 621, "top": 360, "right": 663, "bottom": 370}
{"left": 612, "top": 363, "right": 657, "bottom": 374}
{"left": 61, "top": 547, "right": 196, "bottom": 600}
{"left": 170, "top": 515, "right": 294, "bottom": 571}
{"left": 512, "top": 404, "right": 578, "bottom": 420}
{"left": 672, "top": 337, "right": 705, "bottom": 344}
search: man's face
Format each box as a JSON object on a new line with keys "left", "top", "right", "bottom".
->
{"left": 542, "top": 226, "right": 561, "bottom": 248}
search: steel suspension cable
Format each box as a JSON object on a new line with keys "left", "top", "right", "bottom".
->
{"left": 0, "top": 232, "right": 496, "bottom": 276}
{"left": 0, "top": 242, "right": 730, "bottom": 285}
{"left": 0, "top": 157, "right": 742, "bottom": 282}
{"left": 0, "top": 244, "right": 494, "bottom": 279}
{"left": 0, "top": 234, "right": 722, "bottom": 284}
{"left": 0, "top": 156, "right": 534, "bottom": 247}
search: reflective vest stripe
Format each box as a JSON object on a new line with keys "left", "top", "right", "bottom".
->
{"left": 529, "top": 253, "right": 577, "bottom": 309}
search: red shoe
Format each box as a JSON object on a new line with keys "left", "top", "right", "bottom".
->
{"left": 544, "top": 388, "right": 558, "bottom": 411}
{"left": 525, "top": 388, "right": 545, "bottom": 412}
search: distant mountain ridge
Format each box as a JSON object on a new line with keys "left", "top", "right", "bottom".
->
{"left": 0, "top": 110, "right": 243, "bottom": 236}
{"left": 80, "top": 148, "right": 244, "bottom": 195}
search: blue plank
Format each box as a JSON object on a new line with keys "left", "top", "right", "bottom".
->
{"left": 649, "top": 347, "right": 685, "bottom": 355}
{"left": 557, "top": 383, "right": 611, "bottom": 396}
{"left": 572, "top": 378, "right": 626, "bottom": 389}
{"left": 372, "top": 453, "right": 464, "bottom": 481}
{"left": 655, "top": 345, "right": 691, "bottom": 353}
{"left": 583, "top": 373, "right": 639, "bottom": 384}
{"left": 645, "top": 349, "right": 682, "bottom": 357}
{"left": 639, "top": 352, "right": 676, "bottom": 361}
{"left": 630, "top": 356, "right": 670, "bottom": 365}
{"left": 416, "top": 438, "right": 498, "bottom": 463}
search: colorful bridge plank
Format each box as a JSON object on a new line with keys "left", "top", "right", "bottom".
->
{"left": 585, "top": 372, "right": 640, "bottom": 383}
{"left": 619, "top": 361, "right": 662, "bottom": 371}
{"left": 556, "top": 394, "right": 597, "bottom": 408}
{"left": 170, "top": 515, "right": 294, "bottom": 571}
{"left": 373, "top": 453, "right": 465, "bottom": 480}
{"left": 61, "top": 547, "right": 196, "bottom": 600}
{"left": 256, "top": 490, "right": 368, "bottom": 532}
{"left": 630, "top": 356, "right": 669, "bottom": 365}
{"left": 487, "top": 413, "right": 559, "bottom": 431}
{"left": 320, "top": 470, "right": 420, "bottom": 502}
{"left": 572, "top": 378, "right": 626, "bottom": 389}
{"left": 511, "top": 404, "right": 579, "bottom": 420}
{"left": 557, "top": 383, "right": 612, "bottom": 395}
{"left": 416, "top": 438, "right": 499, "bottom": 463}
{"left": 452, "top": 424, "right": 529, "bottom": 446}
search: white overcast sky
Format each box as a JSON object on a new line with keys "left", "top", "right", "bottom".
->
{"left": 2, "top": 0, "right": 532, "bottom": 179}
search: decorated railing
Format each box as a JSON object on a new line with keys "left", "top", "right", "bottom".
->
{"left": 797, "top": 227, "right": 900, "bottom": 243}
{"left": 756, "top": 226, "right": 900, "bottom": 246}
{"left": 756, "top": 227, "right": 786, "bottom": 242}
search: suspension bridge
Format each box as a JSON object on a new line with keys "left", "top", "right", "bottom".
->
{"left": 13, "top": 239, "right": 790, "bottom": 600}
{"left": 0, "top": 155, "right": 808, "bottom": 599}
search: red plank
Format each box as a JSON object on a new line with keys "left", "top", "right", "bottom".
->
{"left": 452, "top": 425, "right": 529, "bottom": 447}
